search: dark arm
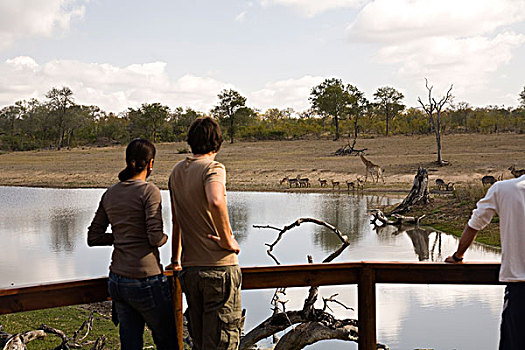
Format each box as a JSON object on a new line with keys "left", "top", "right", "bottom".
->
{"left": 87, "top": 194, "right": 114, "bottom": 246}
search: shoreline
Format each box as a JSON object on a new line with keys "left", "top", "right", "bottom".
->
{"left": 0, "top": 182, "right": 411, "bottom": 195}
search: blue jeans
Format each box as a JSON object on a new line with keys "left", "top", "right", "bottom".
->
{"left": 108, "top": 271, "right": 179, "bottom": 350}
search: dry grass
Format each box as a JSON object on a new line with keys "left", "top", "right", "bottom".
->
{"left": 0, "top": 133, "right": 523, "bottom": 192}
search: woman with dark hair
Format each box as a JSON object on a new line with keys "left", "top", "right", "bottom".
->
{"left": 88, "top": 138, "right": 178, "bottom": 350}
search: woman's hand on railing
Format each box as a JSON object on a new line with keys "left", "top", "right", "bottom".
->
{"left": 165, "top": 262, "right": 182, "bottom": 271}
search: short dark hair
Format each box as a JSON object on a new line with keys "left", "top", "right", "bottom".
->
{"left": 118, "top": 138, "right": 156, "bottom": 181}
{"left": 187, "top": 117, "right": 223, "bottom": 155}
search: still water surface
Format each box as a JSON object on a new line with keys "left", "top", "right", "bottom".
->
{"left": 0, "top": 187, "right": 502, "bottom": 349}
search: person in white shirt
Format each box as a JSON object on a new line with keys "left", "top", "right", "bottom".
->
{"left": 446, "top": 174, "right": 525, "bottom": 350}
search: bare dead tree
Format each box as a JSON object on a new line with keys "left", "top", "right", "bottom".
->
{"left": 1, "top": 313, "right": 105, "bottom": 350}
{"left": 418, "top": 79, "right": 453, "bottom": 166}
{"left": 245, "top": 218, "right": 389, "bottom": 350}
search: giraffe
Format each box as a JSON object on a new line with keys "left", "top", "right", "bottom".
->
{"left": 359, "top": 153, "right": 385, "bottom": 183}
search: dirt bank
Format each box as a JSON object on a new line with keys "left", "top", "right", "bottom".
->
{"left": 0, "top": 134, "right": 523, "bottom": 191}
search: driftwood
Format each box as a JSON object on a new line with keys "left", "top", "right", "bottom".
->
{"left": 1, "top": 313, "right": 105, "bottom": 350}
{"left": 370, "top": 210, "right": 425, "bottom": 226}
{"left": 334, "top": 139, "right": 367, "bottom": 156}
{"left": 247, "top": 218, "right": 389, "bottom": 350}
{"left": 390, "top": 167, "right": 429, "bottom": 214}
{"left": 254, "top": 218, "right": 349, "bottom": 265}
{"left": 2, "top": 330, "right": 46, "bottom": 350}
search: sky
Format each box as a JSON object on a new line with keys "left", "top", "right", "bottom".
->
{"left": 1, "top": 0, "right": 525, "bottom": 113}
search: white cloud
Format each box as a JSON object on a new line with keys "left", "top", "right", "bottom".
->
{"left": 0, "top": 57, "right": 234, "bottom": 112}
{"left": 235, "top": 11, "right": 247, "bottom": 22}
{"left": 346, "top": 0, "right": 525, "bottom": 96}
{"left": 250, "top": 75, "right": 325, "bottom": 111}
{"left": 0, "top": 57, "right": 326, "bottom": 113}
{"left": 0, "top": 0, "right": 86, "bottom": 51}
{"left": 378, "top": 32, "right": 525, "bottom": 92}
{"left": 260, "top": 0, "right": 364, "bottom": 17}
{"left": 347, "top": 0, "right": 525, "bottom": 42}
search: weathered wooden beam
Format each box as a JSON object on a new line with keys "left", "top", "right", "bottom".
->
{"left": 0, "top": 277, "right": 108, "bottom": 315}
{"left": 358, "top": 266, "right": 376, "bottom": 350}
{"left": 240, "top": 263, "right": 361, "bottom": 289}
{"left": 372, "top": 262, "right": 502, "bottom": 284}
{"left": 0, "top": 262, "right": 502, "bottom": 316}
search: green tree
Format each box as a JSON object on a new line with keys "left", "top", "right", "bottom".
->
{"left": 346, "top": 85, "right": 369, "bottom": 140}
{"left": 519, "top": 86, "right": 525, "bottom": 108}
{"left": 373, "top": 86, "right": 405, "bottom": 136}
{"left": 45, "top": 87, "right": 76, "bottom": 149}
{"left": 211, "top": 89, "right": 248, "bottom": 143}
{"left": 127, "top": 103, "right": 170, "bottom": 142}
{"left": 97, "top": 112, "right": 130, "bottom": 144}
{"left": 0, "top": 103, "right": 23, "bottom": 150}
{"left": 309, "top": 78, "right": 352, "bottom": 140}
{"left": 170, "top": 107, "right": 201, "bottom": 140}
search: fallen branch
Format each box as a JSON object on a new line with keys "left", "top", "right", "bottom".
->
{"left": 334, "top": 139, "right": 367, "bottom": 156}
{"left": 370, "top": 209, "right": 425, "bottom": 227}
{"left": 245, "top": 218, "right": 389, "bottom": 349}
{"left": 254, "top": 217, "right": 349, "bottom": 263}
{"left": 2, "top": 330, "right": 46, "bottom": 350}
{"left": 1, "top": 313, "right": 105, "bottom": 350}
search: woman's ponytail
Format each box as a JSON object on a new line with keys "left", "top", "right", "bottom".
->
{"left": 118, "top": 139, "right": 156, "bottom": 181}
{"left": 118, "top": 165, "right": 134, "bottom": 182}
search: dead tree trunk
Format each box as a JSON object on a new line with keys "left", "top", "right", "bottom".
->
{"left": 390, "top": 167, "right": 429, "bottom": 214}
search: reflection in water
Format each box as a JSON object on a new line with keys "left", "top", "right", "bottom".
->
{"left": 375, "top": 224, "right": 443, "bottom": 261}
{"left": 49, "top": 208, "right": 81, "bottom": 252}
{"left": 405, "top": 227, "right": 430, "bottom": 261}
{"left": 228, "top": 201, "right": 248, "bottom": 243}
{"left": 313, "top": 194, "right": 395, "bottom": 252}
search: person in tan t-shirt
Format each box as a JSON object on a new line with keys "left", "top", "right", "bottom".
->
{"left": 167, "top": 117, "right": 242, "bottom": 349}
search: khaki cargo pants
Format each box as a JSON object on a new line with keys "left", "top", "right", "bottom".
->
{"left": 179, "top": 265, "right": 242, "bottom": 350}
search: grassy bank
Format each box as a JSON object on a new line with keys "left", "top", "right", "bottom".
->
{"left": 402, "top": 184, "right": 501, "bottom": 247}
{"left": 0, "top": 304, "right": 130, "bottom": 349}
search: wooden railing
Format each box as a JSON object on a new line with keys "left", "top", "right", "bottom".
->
{"left": 0, "top": 262, "right": 502, "bottom": 350}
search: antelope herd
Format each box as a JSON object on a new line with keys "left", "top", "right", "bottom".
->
{"left": 278, "top": 159, "right": 523, "bottom": 192}
{"left": 280, "top": 174, "right": 365, "bottom": 191}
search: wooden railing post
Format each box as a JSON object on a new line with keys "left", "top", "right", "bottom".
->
{"left": 169, "top": 275, "right": 184, "bottom": 350}
{"left": 358, "top": 266, "right": 376, "bottom": 350}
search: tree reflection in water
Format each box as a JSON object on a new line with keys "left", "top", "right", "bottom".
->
{"left": 228, "top": 201, "right": 249, "bottom": 243}
{"left": 313, "top": 194, "right": 399, "bottom": 252}
{"left": 49, "top": 208, "right": 81, "bottom": 253}
{"left": 375, "top": 223, "right": 442, "bottom": 261}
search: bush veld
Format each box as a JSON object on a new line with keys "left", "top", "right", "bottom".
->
{"left": 1, "top": 87, "right": 524, "bottom": 152}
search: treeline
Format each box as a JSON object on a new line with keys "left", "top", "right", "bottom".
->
{"left": 1, "top": 82, "right": 525, "bottom": 152}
